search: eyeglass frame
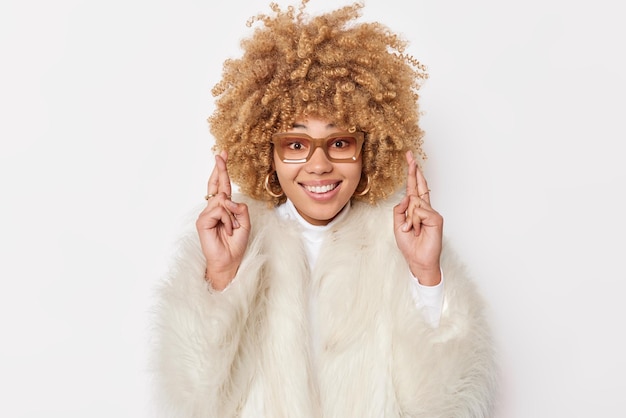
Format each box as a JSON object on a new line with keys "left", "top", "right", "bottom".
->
{"left": 270, "top": 131, "right": 365, "bottom": 163}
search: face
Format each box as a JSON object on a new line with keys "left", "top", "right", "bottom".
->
{"left": 273, "top": 116, "right": 363, "bottom": 226}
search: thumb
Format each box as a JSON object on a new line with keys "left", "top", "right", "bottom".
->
{"left": 226, "top": 200, "right": 251, "bottom": 230}
{"left": 393, "top": 195, "right": 409, "bottom": 231}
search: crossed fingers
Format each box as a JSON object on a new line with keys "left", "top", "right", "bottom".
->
{"left": 403, "top": 151, "right": 436, "bottom": 234}
{"left": 202, "top": 151, "right": 239, "bottom": 232}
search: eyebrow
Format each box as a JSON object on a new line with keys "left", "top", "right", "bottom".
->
{"left": 292, "top": 122, "right": 336, "bottom": 129}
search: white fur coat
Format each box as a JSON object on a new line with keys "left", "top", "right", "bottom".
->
{"left": 150, "top": 195, "right": 497, "bottom": 417}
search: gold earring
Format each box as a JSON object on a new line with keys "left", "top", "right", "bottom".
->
{"left": 353, "top": 174, "right": 371, "bottom": 197}
{"left": 264, "top": 172, "right": 284, "bottom": 198}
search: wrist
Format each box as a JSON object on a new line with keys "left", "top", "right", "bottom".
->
{"left": 204, "top": 267, "right": 238, "bottom": 291}
{"left": 409, "top": 264, "right": 441, "bottom": 286}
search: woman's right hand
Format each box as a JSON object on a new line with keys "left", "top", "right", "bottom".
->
{"left": 196, "top": 150, "right": 251, "bottom": 291}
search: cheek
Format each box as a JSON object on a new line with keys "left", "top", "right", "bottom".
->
{"left": 343, "top": 163, "right": 363, "bottom": 191}
{"left": 273, "top": 159, "right": 297, "bottom": 185}
{"left": 272, "top": 153, "right": 284, "bottom": 179}
{"left": 352, "top": 161, "right": 364, "bottom": 182}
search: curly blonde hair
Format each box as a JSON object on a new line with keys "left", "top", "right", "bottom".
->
{"left": 209, "top": 0, "right": 428, "bottom": 205}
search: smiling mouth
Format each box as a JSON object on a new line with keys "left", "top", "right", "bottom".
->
{"left": 302, "top": 182, "right": 340, "bottom": 194}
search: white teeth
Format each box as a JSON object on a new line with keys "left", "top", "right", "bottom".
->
{"left": 304, "top": 183, "right": 338, "bottom": 193}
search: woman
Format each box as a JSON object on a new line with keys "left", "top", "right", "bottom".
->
{"left": 151, "top": 1, "right": 497, "bottom": 416}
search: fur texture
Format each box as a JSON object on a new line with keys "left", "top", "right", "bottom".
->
{"left": 150, "top": 195, "right": 497, "bottom": 417}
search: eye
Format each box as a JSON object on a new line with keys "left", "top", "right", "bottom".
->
{"left": 329, "top": 138, "right": 352, "bottom": 149}
{"left": 287, "top": 140, "right": 305, "bottom": 150}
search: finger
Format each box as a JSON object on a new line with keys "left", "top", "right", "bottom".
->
{"left": 216, "top": 151, "right": 232, "bottom": 198}
{"left": 406, "top": 196, "right": 423, "bottom": 235}
{"left": 197, "top": 205, "right": 235, "bottom": 235}
{"left": 393, "top": 195, "right": 410, "bottom": 231}
{"left": 206, "top": 156, "right": 220, "bottom": 198}
{"left": 396, "top": 195, "right": 425, "bottom": 234}
{"left": 226, "top": 200, "right": 251, "bottom": 232}
{"left": 414, "top": 164, "right": 431, "bottom": 205}
{"left": 405, "top": 150, "right": 418, "bottom": 196}
{"left": 214, "top": 205, "right": 236, "bottom": 236}
{"left": 409, "top": 199, "right": 444, "bottom": 234}
{"left": 222, "top": 205, "right": 238, "bottom": 229}
{"left": 405, "top": 195, "right": 439, "bottom": 234}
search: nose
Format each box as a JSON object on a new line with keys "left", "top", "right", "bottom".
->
{"left": 305, "top": 146, "right": 333, "bottom": 174}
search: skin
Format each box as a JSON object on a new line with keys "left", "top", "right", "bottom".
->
{"left": 273, "top": 118, "right": 363, "bottom": 226}
{"left": 393, "top": 150, "right": 443, "bottom": 286}
{"left": 196, "top": 117, "right": 443, "bottom": 290}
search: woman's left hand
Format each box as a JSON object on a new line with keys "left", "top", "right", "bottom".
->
{"left": 393, "top": 151, "right": 444, "bottom": 286}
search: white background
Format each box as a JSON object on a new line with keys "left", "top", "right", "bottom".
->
{"left": 1, "top": 0, "right": 624, "bottom": 416}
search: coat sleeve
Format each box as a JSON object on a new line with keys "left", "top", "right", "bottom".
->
{"left": 149, "top": 221, "right": 266, "bottom": 417}
{"left": 390, "top": 239, "right": 499, "bottom": 418}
